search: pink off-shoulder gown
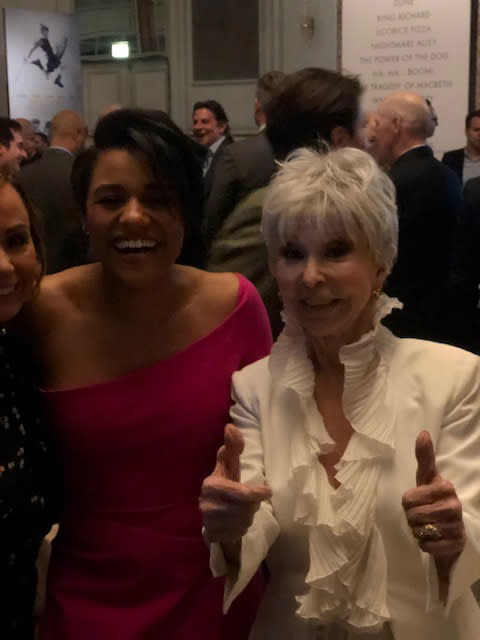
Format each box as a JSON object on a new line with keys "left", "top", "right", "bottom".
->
{"left": 39, "top": 275, "right": 273, "bottom": 640}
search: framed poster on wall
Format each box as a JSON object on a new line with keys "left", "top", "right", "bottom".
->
{"left": 5, "top": 8, "right": 83, "bottom": 134}
{"left": 340, "top": 0, "right": 477, "bottom": 155}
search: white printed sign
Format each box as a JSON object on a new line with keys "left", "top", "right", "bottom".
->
{"left": 342, "top": 0, "right": 472, "bottom": 155}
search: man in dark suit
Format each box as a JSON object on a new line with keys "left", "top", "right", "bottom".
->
{"left": 442, "top": 109, "right": 480, "bottom": 183}
{"left": 19, "top": 109, "right": 88, "bottom": 273}
{"left": 204, "top": 71, "right": 285, "bottom": 248}
{"left": 192, "top": 100, "right": 233, "bottom": 196}
{"left": 448, "top": 176, "right": 480, "bottom": 352}
{"left": 370, "top": 91, "right": 462, "bottom": 342}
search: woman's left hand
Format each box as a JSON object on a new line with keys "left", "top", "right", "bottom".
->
{"left": 402, "top": 431, "right": 466, "bottom": 564}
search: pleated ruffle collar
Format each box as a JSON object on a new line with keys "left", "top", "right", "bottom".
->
{"left": 268, "top": 295, "right": 402, "bottom": 634}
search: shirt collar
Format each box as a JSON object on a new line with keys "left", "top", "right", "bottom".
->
{"left": 209, "top": 135, "right": 225, "bottom": 155}
{"left": 270, "top": 294, "right": 403, "bottom": 397}
{"left": 396, "top": 143, "right": 429, "bottom": 160}
{"left": 464, "top": 148, "right": 480, "bottom": 162}
{"left": 49, "top": 145, "right": 74, "bottom": 156}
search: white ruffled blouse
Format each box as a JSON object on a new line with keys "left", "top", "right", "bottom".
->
{"left": 210, "top": 296, "right": 480, "bottom": 639}
{"left": 271, "top": 295, "right": 403, "bottom": 633}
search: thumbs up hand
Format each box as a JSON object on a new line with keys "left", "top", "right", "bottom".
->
{"left": 415, "top": 429, "right": 440, "bottom": 487}
{"left": 200, "top": 424, "right": 272, "bottom": 543}
{"left": 402, "top": 431, "right": 465, "bottom": 564}
{"left": 212, "top": 422, "right": 243, "bottom": 482}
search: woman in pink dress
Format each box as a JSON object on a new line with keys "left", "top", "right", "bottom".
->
{"left": 31, "top": 109, "right": 272, "bottom": 639}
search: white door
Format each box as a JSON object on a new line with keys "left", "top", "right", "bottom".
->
{"left": 130, "top": 59, "right": 169, "bottom": 112}
{"left": 82, "top": 57, "right": 169, "bottom": 132}
{"left": 83, "top": 62, "right": 130, "bottom": 132}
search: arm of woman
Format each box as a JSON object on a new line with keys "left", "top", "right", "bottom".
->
{"left": 403, "top": 353, "right": 480, "bottom": 612}
{"left": 236, "top": 275, "right": 273, "bottom": 367}
{"left": 204, "top": 365, "right": 280, "bottom": 612}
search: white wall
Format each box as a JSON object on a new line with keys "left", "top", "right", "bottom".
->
{"left": 0, "top": 1, "right": 341, "bottom": 126}
{"left": 82, "top": 58, "right": 169, "bottom": 130}
{"left": 280, "top": 0, "right": 338, "bottom": 73}
{"left": 168, "top": 0, "right": 339, "bottom": 134}
{"left": 169, "top": 0, "right": 278, "bottom": 135}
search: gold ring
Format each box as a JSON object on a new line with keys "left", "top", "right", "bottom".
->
{"left": 417, "top": 523, "right": 442, "bottom": 541}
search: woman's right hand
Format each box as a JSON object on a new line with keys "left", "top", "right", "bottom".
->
{"left": 200, "top": 423, "right": 272, "bottom": 543}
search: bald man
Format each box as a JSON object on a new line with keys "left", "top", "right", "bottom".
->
{"left": 370, "top": 91, "right": 461, "bottom": 342}
{"left": 19, "top": 110, "right": 88, "bottom": 273}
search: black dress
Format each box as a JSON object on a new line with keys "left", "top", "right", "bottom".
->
{"left": 0, "top": 329, "right": 53, "bottom": 639}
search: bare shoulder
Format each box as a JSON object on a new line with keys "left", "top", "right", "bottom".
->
{"left": 200, "top": 270, "right": 240, "bottom": 302}
{"left": 31, "top": 264, "right": 98, "bottom": 330}
{"left": 182, "top": 267, "right": 241, "bottom": 320}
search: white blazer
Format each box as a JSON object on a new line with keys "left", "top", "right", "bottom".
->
{"left": 210, "top": 297, "right": 480, "bottom": 639}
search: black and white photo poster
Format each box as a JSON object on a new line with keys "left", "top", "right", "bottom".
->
{"left": 5, "top": 9, "right": 83, "bottom": 134}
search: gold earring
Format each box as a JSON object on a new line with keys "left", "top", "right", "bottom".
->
{"left": 372, "top": 288, "right": 381, "bottom": 299}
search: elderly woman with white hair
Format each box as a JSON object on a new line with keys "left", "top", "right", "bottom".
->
{"left": 200, "top": 147, "right": 480, "bottom": 639}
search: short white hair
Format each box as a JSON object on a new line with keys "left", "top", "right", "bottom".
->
{"left": 262, "top": 147, "right": 398, "bottom": 272}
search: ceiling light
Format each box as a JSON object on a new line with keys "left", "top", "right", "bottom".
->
{"left": 111, "top": 41, "right": 129, "bottom": 59}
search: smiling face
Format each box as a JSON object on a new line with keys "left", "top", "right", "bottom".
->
{"left": 86, "top": 149, "right": 184, "bottom": 286}
{"left": 192, "top": 108, "right": 226, "bottom": 147}
{"left": 272, "top": 223, "right": 386, "bottom": 344}
{"left": 0, "top": 130, "right": 27, "bottom": 175}
{"left": 0, "top": 183, "right": 41, "bottom": 324}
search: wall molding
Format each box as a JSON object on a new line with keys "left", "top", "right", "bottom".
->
{"left": 260, "top": 0, "right": 283, "bottom": 72}
{"left": 168, "top": 0, "right": 189, "bottom": 129}
{"left": 168, "top": 0, "right": 284, "bottom": 132}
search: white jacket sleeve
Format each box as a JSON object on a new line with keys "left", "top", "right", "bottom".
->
{"left": 424, "top": 354, "right": 480, "bottom": 613}
{"left": 209, "top": 368, "right": 280, "bottom": 612}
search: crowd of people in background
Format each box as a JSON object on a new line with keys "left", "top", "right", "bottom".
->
{"left": 1, "top": 81, "right": 479, "bottom": 351}
{"left": 1, "top": 67, "right": 480, "bottom": 639}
